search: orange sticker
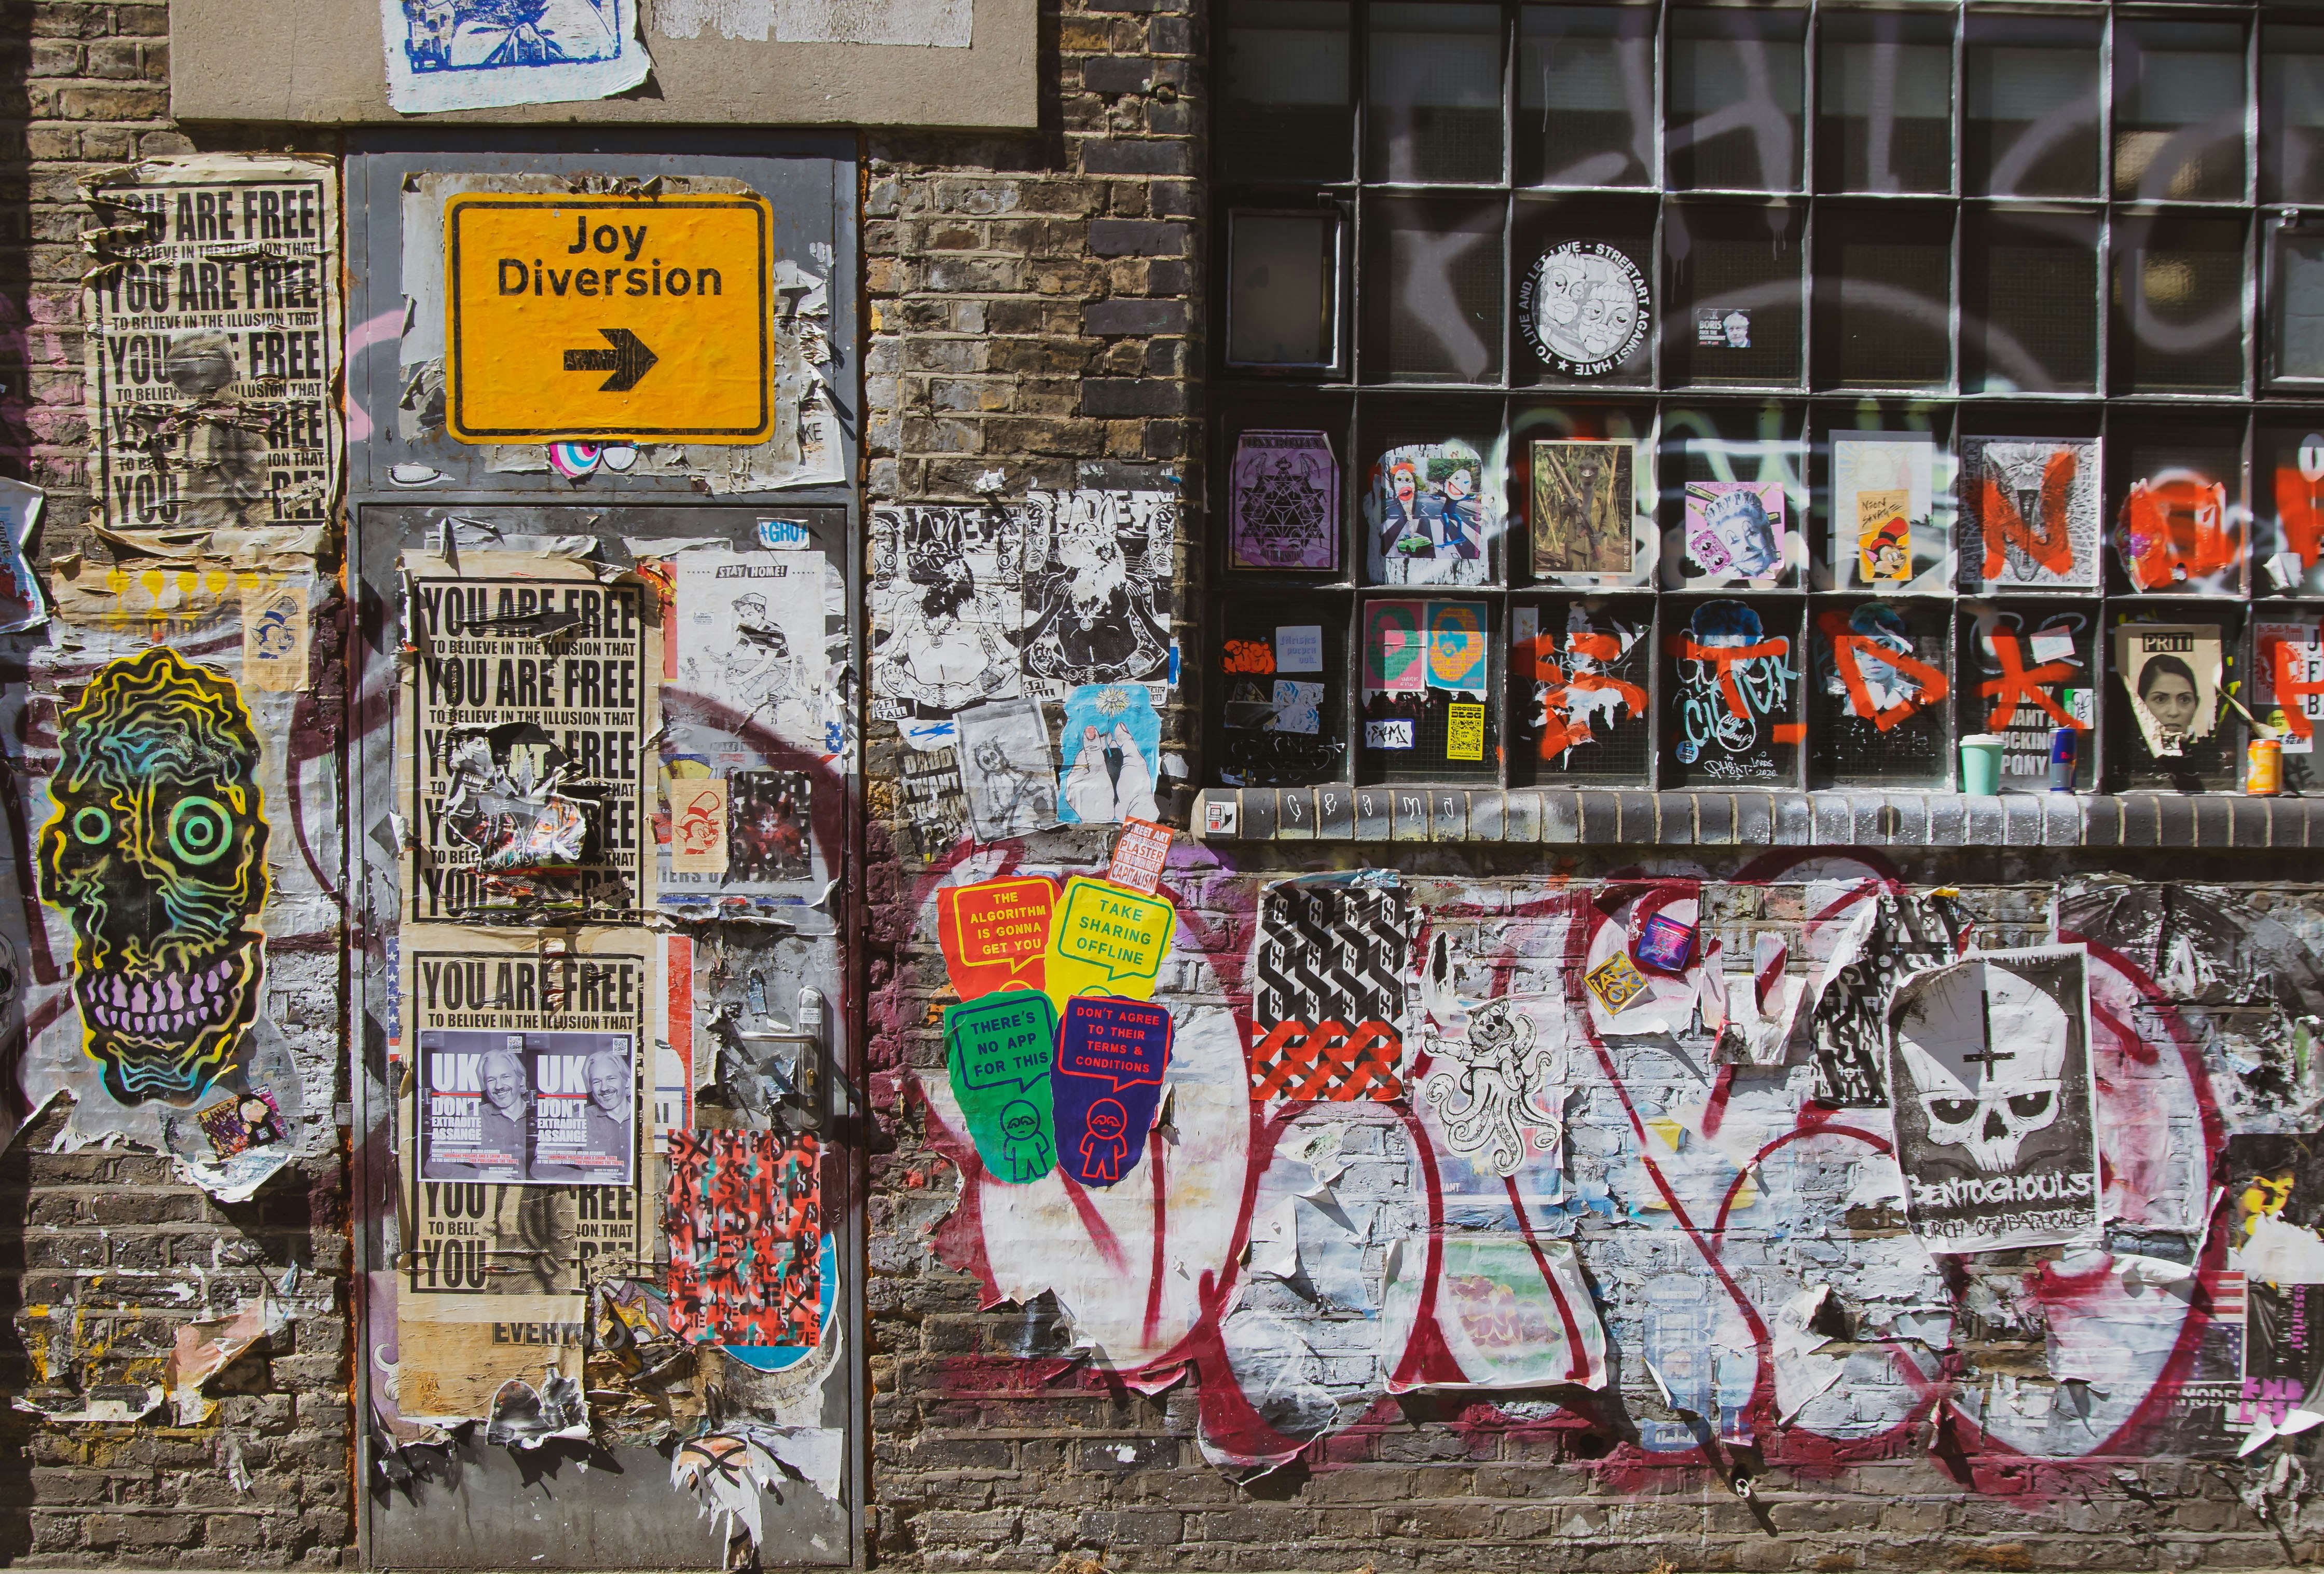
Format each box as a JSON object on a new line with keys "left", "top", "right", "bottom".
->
{"left": 937, "top": 877, "right": 1056, "bottom": 1000}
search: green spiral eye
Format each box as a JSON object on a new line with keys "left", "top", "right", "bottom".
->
{"left": 71, "top": 806, "right": 109, "bottom": 845}
{"left": 167, "top": 797, "right": 231, "bottom": 866}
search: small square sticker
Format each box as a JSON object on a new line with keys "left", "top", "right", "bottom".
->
{"left": 1274, "top": 625, "right": 1325, "bottom": 674}
{"left": 1446, "top": 702, "right": 1486, "bottom": 761}
{"left": 1203, "top": 797, "right": 1240, "bottom": 837}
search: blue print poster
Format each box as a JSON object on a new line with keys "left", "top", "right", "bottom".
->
{"left": 385, "top": 0, "right": 653, "bottom": 114}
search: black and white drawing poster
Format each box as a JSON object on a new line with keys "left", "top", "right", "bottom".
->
{"left": 1807, "top": 887, "right": 1969, "bottom": 1108}
{"left": 1019, "top": 489, "right": 1174, "bottom": 694}
{"left": 952, "top": 697, "right": 1060, "bottom": 842}
{"left": 1885, "top": 946, "right": 2099, "bottom": 1254}
{"left": 869, "top": 504, "right": 1025, "bottom": 733}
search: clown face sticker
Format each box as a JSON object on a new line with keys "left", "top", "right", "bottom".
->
{"left": 38, "top": 648, "right": 269, "bottom": 1105}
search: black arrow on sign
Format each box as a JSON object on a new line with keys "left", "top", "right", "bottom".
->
{"left": 562, "top": 328, "right": 659, "bottom": 392}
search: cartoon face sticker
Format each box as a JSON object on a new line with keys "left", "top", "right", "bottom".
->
{"left": 1085, "top": 1098, "right": 1128, "bottom": 1141}
{"left": 38, "top": 648, "right": 270, "bottom": 1105}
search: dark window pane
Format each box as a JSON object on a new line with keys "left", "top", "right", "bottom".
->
{"left": 1813, "top": 206, "right": 1953, "bottom": 390}
{"left": 1961, "top": 209, "right": 2099, "bottom": 394}
{"left": 1216, "top": 598, "right": 1349, "bottom": 787}
{"left": 1229, "top": 211, "right": 1341, "bottom": 368}
{"left": 1221, "top": 0, "right": 1354, "bottom": 183}
{"left": 1363, "top": 197, "right": 1503, "bottom": 384}
{"left": 1667, "top": 7, "right": 1805, "bottom": 192}
{"left": 1816, "top": 10, "right": 1954, "bottom": 195}
{"left": 1518, "top": 6, "right": 1654, "bottom": 188}
{"left": 2262, "top": 25, "right": 2324, "bottom": 204}
{"left": 1964, "top": 16, "right": 2102, "bottom": 198}
{"left": 2110, "top": 427, "right": 2245, "bottom": 597}
{"left": 1960, "top": 606, "right": 2096, "bottom": 791}
{"left": 1663, "top": 204, "right": 1803, "bottom": 387}
{"left": 1367, "top": 2, "right": 1504, "bottom": 184}
{"left": 2277, "top": 228, "right": 2324, "bottom": 383}
{"left": 1810, "top": 600, "right": 1951, "bottom": 788}
{"left": 1511, "top": 596, "right": 1655, "bottom": 784}
{"left": 2114, "top": 20, "right": 2247, "bottom": 202}
{"left": 2113, "top": 213, "right": 2247, "bottom": 393}
{"left": 1661, "top": 596, "right": 1804, "bottom": 786}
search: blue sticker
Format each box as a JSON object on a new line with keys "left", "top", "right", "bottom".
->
{"left": 1051, "top": 997, "right": 1173, "bottom": 1187}
{"left": 1057, "top": 685, "right": 1162, "bottom": 826}
{"left": 757, "top": 518, "right": 813, "bottom": 550}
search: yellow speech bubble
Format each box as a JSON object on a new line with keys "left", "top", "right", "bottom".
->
{"left": 1041, "top": 876, "right": 1175, "bottom": 1014}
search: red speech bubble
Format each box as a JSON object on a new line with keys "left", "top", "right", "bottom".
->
{"left": 937, "top": 877, "right": 1056, "bottom": 1001}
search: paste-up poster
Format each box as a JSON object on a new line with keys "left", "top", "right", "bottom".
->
{"left": 1366, "top": 440, "right": 1495, "bottom": 587}
{"left": 2116, "top": 469, "right": 2244, "bottom": 595}
{"left": 667, "top": 1130, "right": 822, "bottom": 1347}
{"left": 1812, "top": 603, "right": 1949, "bottom": 783}
{"left": 671, "top": 551, "right": 827, "bottom": 750}
{"left": 1965, "top": 608, "right": 2095, "bottom": 791}
{"left": 1019, "top": 489, "right": 1174, "bottom": 694}
{"left": 1359, "top": 599, "right": 1493, "bottom": 768}
{"left": 1051, "top": 996, "right": 1172, "bottom": 1186}
{"left": 1832, "top": 432, "right": 1948, "bottom": 595}
{"left": 2246, "top": 1281, "right": 2324, "bottom": 1419}
{"left": 1382, "top": 1233, "right": 1608, "bottom": 1393}
{"left": 897, "top": 746, "right": 972, "bottom": 861}
{"left": 1807, "top": 887, "right": 1968, "bottom": 1108}
{"left": 1530, "top": 441, "right": 1635, "bottom": 578}
{"left": 2266, "top": 429, "right": 2324, "bottom": 596}
{"left": 2228, "top": 1133, "right": 2324, "bottom": 1280}
{"left": 2256, "top": 615, "right": 2324, "bottom": 790}
{"left": 1250, "top": 874, "right": 1417, "bottom": 1102}
{"left": 1512, "top": 603, "right": 1650, "bottom": 777}
{"left": 81, "top": 156, "right": 340, "bottom": 532}
{"left": 398, "top": 925, "right": 651, "bottom": 1421}
{"left": 1040, "top": 875, "right": 1174, "bottom": 1013}
{"left": 1218, "top": 613, "right": 1344, "bottom": 787}
{"left": 1663, "top": 600, "right": 1800, "bottom": 785}
{"left": 2111, "top": 622, "right": 2227, "bottom": 781}
{"left": 0, "top": 477, "right": 45, "bottom": 633}
{"left": 1885, "top": 947, "right": 2099, "bottom": 1255}
{"left": 953, "top": 698, "right": 1058, "bottom": 842}
{"left": 383, "top": 0, "right": 653, "bottom": 115}
{"left": 945, "top": 990, "right": 1059, "bottom": 1183}
{"left": 1682, "top": 481, "right": 1791, "bottom": 587}
{"left": 1057, "top": 684, "right": 1161, "bottom": 826}
{"left": 657, "top": 763, "right": 812, "bottom": 908}
{"left": 869, "top": 504, "right": 1024, "bottom": 731}
{"left": 937, "top": 876, "right": 1053, "bottom": 1000}
{"left": 402, "top": 553, "right": 657, "bottom": 920}
{"left": 1231, "top": 430, "right": 1338, "bottom": 571}
{"left": 1960, "top": 436, "right": 2102, "bottom": 594}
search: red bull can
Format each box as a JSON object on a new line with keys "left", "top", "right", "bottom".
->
{"left": 2048, "top": 727, "right": 2078, "bottom": 792}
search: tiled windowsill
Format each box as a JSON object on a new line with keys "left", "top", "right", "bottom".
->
{"left": 1191, "top": 787, "right": 2324, "bottom": 849}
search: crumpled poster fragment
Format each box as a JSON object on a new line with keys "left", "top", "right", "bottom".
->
{"left": 486, "top": 1365, "right": 589, "bottom": 1449}
{"left": 586, "top": 1279, "right": 704, "bottom": 1446}
{"left": 666, "top": 1130, "right": 822, "bottom": 1347}
{"left": 0, "top": 476, "right": 46, "bottom": 632}
{"left": 672, "top": 1425, "right": 846, "bottom": 1550}
{"left": 1807, "top": 886, "right": 1968, "bottom": 1105}
{"left": 167, "top": 1292, "right": 291, "bottom": 1426}
{"left": 81, "top": 156, "right": 340, "bottom": 532}
{"left": 383, "top": 0, "right": 653, "bottom": 115}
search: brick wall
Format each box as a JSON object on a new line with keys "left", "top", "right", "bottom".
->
{"left": 0, "top": 3, "right": 351, "bottom": 1566}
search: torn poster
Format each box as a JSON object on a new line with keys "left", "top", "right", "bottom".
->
{"left": 1057, "top": 683, "right": 1161, "bottom": 826}
{"left": 1808, "top": 887, "right": 1968, "bottom": 1107}
{"left": 2116, "top": 467, "right": 2244, "bottom": 595}
{"left": 1231, "top": 430, "right": 1338, "bottom": 571}
{"left": 1053, "top": 996, "right": 1171, "bottom": 1186}
{"left": 2112, "top": 622, "right": 2227, "bottom": 778}
{"left": 398, "top": 925, "right": 651, "bottom": 1419}
{"left": 667, "top": 1130, "right": 823, "bottom": 1347}
{"left": 80, "top": 156, "right": 341, "bottom": 532}
{"left": 2231, "top": 1134, "right": 2324, "bottom": 1283}
{"left": 1512, "top": 601, "right": 1650, "bottom": 775}
{"left": 868, "top": 505, "right": 1023, "bottom": 728}
{"left": 166, "top": 1293, "right": 288, "bottom": 1426}
{"left": 383, "top": 0, "right": 653, "bottom": 115}
{"left": 658, "top": 762, "right": 813, "bottom": 909}
{"left": 670, "top": 549, "right": 827, "bottom": 752}
{"left": 0, "top": 477, "right": 45, "bottom": 632}
{"left": 953, "top": 698, "right": 1057, "bottom": 842}
{"left": 1250, "top": 874, "right": 1417, "bottom": 1102}
{"left": 1886, "top": 947, "right": 2100, "bottom": 1254}
{"left": 1960, "top": 436, "right": 2102, "bottom": 594}
{"left": 401, "top": 552, "right": 657, "bottom": 919}
{"left": 1385, "top": 1233, "right": 1608, "bottom": 1392}
{"left": 945, "top": 989, "right": 1060, "bottom": 1183}
{"left": 896, "top": 746, "right": 971, "bottom": 860}
{"left": 1020, "top": 489, "right": 1174, "bottom": 693}
{"left": 485, "top": 1366, "right": 588, "bottom": 1449}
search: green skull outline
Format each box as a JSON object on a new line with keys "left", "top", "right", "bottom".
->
{"left": 37, "top": 647, "right": 270, "bottom": 1105}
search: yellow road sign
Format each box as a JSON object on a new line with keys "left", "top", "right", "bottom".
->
{"left": 444, "top": 193, "right": 773, "bottom": 445}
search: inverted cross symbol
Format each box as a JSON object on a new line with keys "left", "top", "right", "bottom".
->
{"left": 1962, "top": 1041, "right": 2016, "bottom": 1077}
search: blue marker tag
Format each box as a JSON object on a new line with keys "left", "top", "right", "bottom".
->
{"left": 757, "top": 518, "right": 812, "bottom": 550}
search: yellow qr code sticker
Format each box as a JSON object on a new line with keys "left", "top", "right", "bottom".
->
{"left": 1447, "top": 702, "right": 1486, "bottom": 761}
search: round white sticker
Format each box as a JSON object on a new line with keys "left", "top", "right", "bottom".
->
{"left": 1518, "top": 242, "right": 1649, "bottom": 378}
{"left": 2301, "top": 433, "right": 2324, "bottom": 483}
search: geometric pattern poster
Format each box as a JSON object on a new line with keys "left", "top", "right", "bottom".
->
{"left": 666, "top": 1130, "right": 822, "bottom": 1348}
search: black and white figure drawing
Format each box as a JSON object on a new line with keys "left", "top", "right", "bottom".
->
{"left": 1885, "top": 946, "right": 2099, "bottom": 1254}
{"left": 1420, "top": 996, "right": 1572, "bottom": 1178}
{"left": 953, "top": 698, "right": 1060, "bottom": 842}
{"left": 1019, "top": 489, "right": 1174, "bottom": 691}
{"left": 674, "top": 553, "right": 826, "bottom": 751}
{"left": 870, "top": 505, "right": 1025, "bottom": 726}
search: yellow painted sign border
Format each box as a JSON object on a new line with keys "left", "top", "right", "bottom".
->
{"left": 444, "top": 194, "right": 773, "bottom": 444}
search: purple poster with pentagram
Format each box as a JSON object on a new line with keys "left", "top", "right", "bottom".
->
{"left": 1231, "top": 430, "right": 1339, "bottom": 571}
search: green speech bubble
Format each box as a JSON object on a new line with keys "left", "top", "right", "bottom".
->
{"left": 944, "top": 989, "right": 1058, "bottom": 1184}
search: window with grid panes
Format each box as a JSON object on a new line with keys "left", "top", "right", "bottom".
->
{"left": 1212, "top": 0, "right": 2324, "bottom": 802}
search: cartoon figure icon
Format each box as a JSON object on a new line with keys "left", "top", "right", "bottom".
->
{"left": 1080, "top": 1098, "right": 1131, "bottom": 1184}
{"left": 998, "top": 1099, "right": 1053, "bottom": 1183}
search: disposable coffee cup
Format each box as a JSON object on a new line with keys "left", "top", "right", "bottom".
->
{"left": 1960, "top": 733, "right": 2004, "bottom": 795}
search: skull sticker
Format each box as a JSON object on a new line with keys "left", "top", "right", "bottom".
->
{"left": 37, "top": 648, "right": 269, "bottom": 1105}
{"left": 1893, "top": 961, "right": 2067, "bottom": 1171}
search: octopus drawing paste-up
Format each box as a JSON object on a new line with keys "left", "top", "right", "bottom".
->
{"left": 37, "top": 647, "right": 270, "bottom": 1105}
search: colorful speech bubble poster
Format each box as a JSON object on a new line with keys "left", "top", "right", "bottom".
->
{"left": 1041, "top": 875, "right": 1176, "bottom": 1013}
{"left": 1052, "top": 996, "right": 1173, "bottom": 1187}
{"left": 937, "top": 877, "right": 1056, "bottom": 1000}
{"left": 943, "top": 990, "right": 1060, "bottom": 1183}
